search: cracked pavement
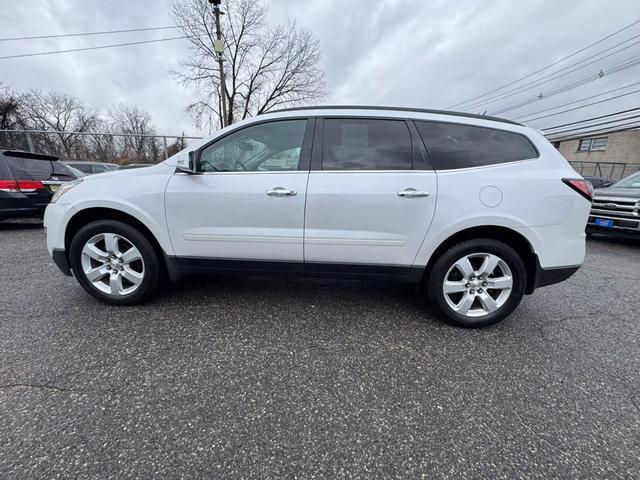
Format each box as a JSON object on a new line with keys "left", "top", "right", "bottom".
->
{"left": 1, "top": 220, "right": 639, "bottom": 479}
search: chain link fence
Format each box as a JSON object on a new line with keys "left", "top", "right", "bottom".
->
{"left": 0, "top": 129, "right": 203, "bottom": 167}
{"left": 569, "top": 160, "right": 640, "bottom": 180}
{"left": 4, "top": 129, "right": 639, "bottom": 180}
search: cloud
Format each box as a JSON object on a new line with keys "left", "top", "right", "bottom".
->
{"left": 2, "top": 0, "right": 640, "bottom": 135}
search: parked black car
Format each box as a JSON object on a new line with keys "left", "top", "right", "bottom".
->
{"left": 0, "top": 150, "right": 79, "bottom": 221}
{"left": 587, "top": 171, "right": 640, "bottom": 236}
{"left": 583, "top": 175, "right": 616, "bottom": 189}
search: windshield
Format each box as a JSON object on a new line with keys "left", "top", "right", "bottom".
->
{"left": 613, "top": 171, "right": 640, "bottom": 188}
{"left": 66, "top": 165, "right": 86, "bottom": 178}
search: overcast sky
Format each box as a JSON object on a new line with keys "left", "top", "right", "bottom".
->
{"left": 2, "top": 0, "right": 640, "bottom": 136}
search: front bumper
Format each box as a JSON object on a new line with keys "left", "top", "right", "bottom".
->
{"left": 52, "top": 248, "right": 72, "bottom": 276}
{"left": 587, "top": 218, "right": 640, "bottom": 235}
{"left": 43, "top": 202, "right": 68, "bottom": 256}
{"left": 44, "top": 202, "right": 72, "bottom": 276}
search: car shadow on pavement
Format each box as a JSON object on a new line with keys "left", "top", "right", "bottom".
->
{"left": 0, "top": 220, "right": 44, "bottom": 231}
{"left": 587, "top": 233, "right": 640, "bottom": 247}
{"left": 158, "top": 272, "right": 455, "bottom": 329}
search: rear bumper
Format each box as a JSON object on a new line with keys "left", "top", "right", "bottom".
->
{"left": 0, "top": 193, "right": 48, "bottom": 220}
{"left": 527, "top": 258, "right": 580, "bottom": 294}
{"left": 0, "top": 208, "right": 44, "bottom": 220}
{"left": 51, "top": 248, "right": 72, "bottom": 276}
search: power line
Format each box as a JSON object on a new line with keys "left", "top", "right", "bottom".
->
{"left": 546, "top": 122, "right": 640, "bottom": 141}
{"left": 448, "top": 17, "right": 640, "bottom": 109}
{"left": 0, "top": 25, "right": 181, "bottom": 42}
{"left": 546, "top": 117, "right": 640, "bottom": 136}
{"left": 518, "top": 88, "right": 640, "bottom": 123}
{"left": 543, "top": 114, "right": 640, "bottom": 136}
{"left": 541, "top": 107, "right": 640, "bottom": 130}
{"left": 510, "top": 80, "right": 640, "bottom": 120}
{"left": 0, "top": 36, "right": 187, "bottom": 60}
{"left": 488, "top": 54, "right": 640, "bottom": 116}
{"left": 459, "top": 34, "right": 640, "bottom": 112}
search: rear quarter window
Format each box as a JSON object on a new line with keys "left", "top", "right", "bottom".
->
{"left": 415, "top": 121, "right": 538, "bottom": 170}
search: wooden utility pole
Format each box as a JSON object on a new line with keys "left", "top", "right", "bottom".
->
{"left": 210, "top": 0, "right": 228, "bottom": 128}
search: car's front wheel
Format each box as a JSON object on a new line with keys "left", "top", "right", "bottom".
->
{"left": 426, "top": 238, "right": 526, "bottom": 328}
{"left": 69, "top": 220, "right": 161, "bottom": 305}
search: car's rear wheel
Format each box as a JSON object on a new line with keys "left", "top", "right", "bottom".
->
{"left": 69, "top": 220, "right": 161, "bottom": 305}
{"left": 426, "top": 238, "right": 526, "bottom": 328}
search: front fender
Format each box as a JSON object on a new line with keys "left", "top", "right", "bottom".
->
{"left": 45, "top": 165, "right": 175, "bottom": 256}
{"left": 60, "top": 198, "right": 175, "bottom": 256}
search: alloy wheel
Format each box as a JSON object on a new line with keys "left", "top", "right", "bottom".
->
{"left": 80, "top": 232, "right": 145, "bottom": 296}
{"left": 442, "top": 252, "right": 513, "bottom": 318}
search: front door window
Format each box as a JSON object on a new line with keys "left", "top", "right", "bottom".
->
{"left": 199, "top": 120, "right": 307, "bottom": 173}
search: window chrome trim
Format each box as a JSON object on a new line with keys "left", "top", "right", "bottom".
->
{"left": 178, "top": 170, "right": 310, "bottom": 176}
{"left": 433, "top": 156, "right": 540, "bottom": 174}
{"left": 308, "top": 169, "right": 426, "bottom": 174}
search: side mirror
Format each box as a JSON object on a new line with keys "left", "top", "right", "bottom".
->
{"left": 177, "top": 150, "right": 200, "bottom": 173}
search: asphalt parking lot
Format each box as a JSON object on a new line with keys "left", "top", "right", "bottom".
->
{"left": 0, "top": 220, "right": 639, "bottom": 479}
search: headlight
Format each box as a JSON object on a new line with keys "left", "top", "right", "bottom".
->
{"left": 50, "top": 179, "right": 82, "bottom": 204}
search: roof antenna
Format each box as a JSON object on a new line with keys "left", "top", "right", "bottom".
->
{"left": 482, "top": 111, "right": 487, "bottom": 116}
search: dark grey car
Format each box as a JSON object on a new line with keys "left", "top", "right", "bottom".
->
{"left": 587, "top": 171, "right": 640, "bottom": 235}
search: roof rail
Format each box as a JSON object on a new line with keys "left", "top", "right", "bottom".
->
{"left": 261, "top": 105, "right": 521, "bottom": 126}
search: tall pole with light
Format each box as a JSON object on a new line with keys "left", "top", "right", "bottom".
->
{"left": 209, "top": 0, "right": 228, "bottom": 128}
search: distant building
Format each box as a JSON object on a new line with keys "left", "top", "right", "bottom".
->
{"left": 554, "top": 130, "right": 640, "bottom": 164}
{"left": 552, "top": 130, "right": 640, "bottom": 179}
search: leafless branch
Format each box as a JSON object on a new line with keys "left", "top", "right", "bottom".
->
{"left": 170, "top": 0, "right": 327, "bottom": 129}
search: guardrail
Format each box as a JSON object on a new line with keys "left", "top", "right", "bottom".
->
{"left": 568, "top": 161, "right": 640, "bottom": 180}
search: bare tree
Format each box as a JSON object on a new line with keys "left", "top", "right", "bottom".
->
{"left": 22, "top": 90, "right": 98, "bottom": 158}
{"left": 171, "top": 0, "right": 327, "bottom": 130}
{"left": 107, "top": 104, "right": 159, "bottom": 163}
{"left": 0, "top": 83, "right": 26, "bottom": 130}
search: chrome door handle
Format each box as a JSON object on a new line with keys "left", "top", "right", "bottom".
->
{"left": 398, "top": 188, "right": 430, "bottom": 198}
{"left": 266, "top": 187, "right": 297, "bottom": 197}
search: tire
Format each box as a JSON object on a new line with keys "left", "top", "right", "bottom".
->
{"left": 69, "top": 219, "right": 161, "bottom": 305}
{"left": 426, "top": 238, "right": 526, "bottom": 328}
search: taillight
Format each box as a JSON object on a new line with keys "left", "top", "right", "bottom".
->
{"left": 16, "top": 180, "right": 45, "bottom": 192}
{"left": 0, "top": 180, "right": 19, "bottom": 192}
{"left": 562, "top": 178, "right": 594, "bottom": 202}
{"left": 0, "top": 180, "right": 45, "bottom": 193}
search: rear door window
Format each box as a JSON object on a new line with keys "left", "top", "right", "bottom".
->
{"left": 415, "top": 121, "right": 538, "bottom": 170}
{"left": 322, "top": 118, "right": 412, "bottom": 170}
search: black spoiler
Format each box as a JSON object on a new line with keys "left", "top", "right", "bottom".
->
{"left": 2, "top": 150, "right": 59, "bottom": 161}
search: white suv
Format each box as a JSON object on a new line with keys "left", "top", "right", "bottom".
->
{"left": 44, "top": 106, "right": 592, "bottom": 327}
